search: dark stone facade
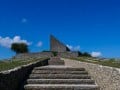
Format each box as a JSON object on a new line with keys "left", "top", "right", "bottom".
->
{"left": 50, "top": 35, "right": 70, "bottom": 52}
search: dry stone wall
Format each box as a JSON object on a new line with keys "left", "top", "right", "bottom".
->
{"left": 0, "top": 59, "right": 48, "bottom": 90}
{"left": 62, "top": 58, "right": 120, "bottom": 90}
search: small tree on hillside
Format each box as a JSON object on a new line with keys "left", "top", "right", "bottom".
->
{"left": 82, "top": 52, "right": 91, "bottom": 57}
{"left": 11, "top": 43, "right": 29, "bottom": 54}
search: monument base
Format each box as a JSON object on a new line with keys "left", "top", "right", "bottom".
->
{"left": 48, "top": 57, "right": 64, "bottom": 65}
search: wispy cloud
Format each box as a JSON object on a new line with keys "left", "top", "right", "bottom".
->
{"left": 37, "top": 41, "right": 43, "bottom": 47}
{"left": 66, "top": 44, "right": 80, "bottom": 51}
{"left": 21, "top": 18, "right": 27, "bottom": 23}
{"left": 0, "top": 36, "right": 31, "bottom": 48}
{"left": 91, "top": 52, "right": 102, "bottom": 57}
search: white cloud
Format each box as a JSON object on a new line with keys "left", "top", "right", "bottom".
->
{"left": 0, "top": 36, "right": 31, "bottom": 48}
{"left": 37, "top": 41, "right": 43, "bottom": 47}
{"left": 21, "top": 18, "right": 27, "bottom": 23}
{"left": 66, "top": 44, "right": 80, "bottom": 51}
{"left": 91, "top": 52, "right": 102, "bottom": 57}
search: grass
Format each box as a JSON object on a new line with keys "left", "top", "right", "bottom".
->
{"left": 0, "top": 58, "right": 48, "bottom": 72}
{"left": 70, "top": 57, "right": 120, "bottom": 68}
{"left": 0, "top": 56, "right": 119, "bottom": 72}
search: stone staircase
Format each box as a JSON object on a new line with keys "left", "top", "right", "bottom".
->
{"left": 48, "top": 57, "right": 65, "bottom": 65}
{"left": 24, "top": 65, "right": 99, "bottom": 90}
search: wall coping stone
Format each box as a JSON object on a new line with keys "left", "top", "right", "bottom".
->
{"left": 61, "top": 58, "right": 120, "bottom": 73}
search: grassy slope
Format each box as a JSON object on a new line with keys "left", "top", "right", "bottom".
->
{"left": 0, "top": 58, "right": 48, "bottom": 72}
{"left": 70, "top": 57, "right": 120, "bottom": 68}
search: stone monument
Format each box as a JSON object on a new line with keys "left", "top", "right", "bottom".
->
{"left": 50, "top": 35, "right": 70, "bottom": 52}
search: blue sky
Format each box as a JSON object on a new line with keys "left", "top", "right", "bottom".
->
{"left": 0, "top": 0, "right": 120, "bottom": 59}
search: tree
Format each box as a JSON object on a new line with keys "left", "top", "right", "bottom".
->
{"left": 78, "top": 51, "right": 82, "bottom": 56}
{"left": 82, "top": 52, "right": 91, "bottom": 57}
{"left": 11, "top": 43, "right": 29, "bottom": 54}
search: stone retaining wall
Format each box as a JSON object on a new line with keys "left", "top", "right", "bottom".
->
{"left": 13, "top": 52, "right": 53, "bottom": 59}
{"left": 62, "top": 58, "right": 120, "bottom": 90}
{"left": 0, "top": 59, "right": 49, "bottom": 90}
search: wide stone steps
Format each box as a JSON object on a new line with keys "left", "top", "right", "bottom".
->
{"left": 24, "top": 84, "right": 99, "bottom": 90}
{"left": 34, "top": 66, "right": 85, "bottom": 71}
{"left": 24, "top": 65, "right": 99, "bottom": 90}
{"left": 27, "top": 79, "right": 95, "bottom": 84}
{"left": 48, "top": 57, "right": 65, "bottom": 65}
{"left": 48, "top": 60, "right": 65, "bottom": 65}
{"left": 32, "top": 70, "right": 88, "bottom": 74}
{"left": 29, "top": 74, "right": 91, "bottom": 79}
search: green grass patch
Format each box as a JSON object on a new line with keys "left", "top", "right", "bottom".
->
{"left": 70, "top": 57, "right": 120, "bottom": 68}
{"left": 0, "top": 58, "right": 48, "bottom": 72}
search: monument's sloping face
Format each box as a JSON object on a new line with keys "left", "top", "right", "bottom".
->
{"left": 50, "top": 35, "right": 70, "bottom": 52}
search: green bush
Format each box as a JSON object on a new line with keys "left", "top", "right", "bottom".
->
{"left": 52, "top": 51, "right": 58, "bottom": 56}
{"left": 11, "top": 43, "right": 29, "bottom": 54}
{"left": 82, "top": 52, "right": 91, "bottom": 57}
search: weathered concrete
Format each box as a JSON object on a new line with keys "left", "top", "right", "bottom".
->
{"left": 50, "top": 35, "right": 70, "bottom": 52}
{"left": 62, "top": 58, "right": 120, "bottom": 90}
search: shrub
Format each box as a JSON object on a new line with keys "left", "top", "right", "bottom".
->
{"left": 52, "top": 51, "right": 58, "bottom": 56}
{"left": 11, "top": 43, "right": 29, "bottom": 54}
{"left": 82, "top": 52, "right": 91, "bottom": 57}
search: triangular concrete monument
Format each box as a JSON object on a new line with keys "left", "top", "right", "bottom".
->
{"left": 50, "top": 35, "right": 70, "bottom": 52}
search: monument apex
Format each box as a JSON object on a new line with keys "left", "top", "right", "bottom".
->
{"left": 50, "top": 35, "right": 70, "bottom": 52}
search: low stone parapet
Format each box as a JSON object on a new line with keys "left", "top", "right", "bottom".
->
{"left": 62, "top": 58, "right": 120, "bottom": 90}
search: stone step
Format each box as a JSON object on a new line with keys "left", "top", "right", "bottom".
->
{"left": 32, "top": 70, "right": 88, "bottom": 74}
{"left": 50, "top": 57, "right": 61, "bottom": 61}
{"left": 27, "top": 79, "right": 95, "bottom": 84}
{"left": 48, "top": 60, "right": 64, "bottom": 65}
{"left": 24, "top": 84, "right": 99, "bottom": 90}
{"left": 48, "top": 57, "right": 64, "bottom": 65}
{"left": 34, "top": 66, "right": 85, "bottom": 71}
{"left": 29, "top": 74, "right": 91, "bottom": 79}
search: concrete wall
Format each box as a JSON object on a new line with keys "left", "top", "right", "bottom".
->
{"left": 50, "top": 35, "right": 70, "bottom": 52}
{"left": 13, "top": 52, "right": 53, "bottom": 59}
{"left": 62, "top": 58, "right": 120, "bottom": 90}
{"left": 0, "top": 59, "right": 48, "bottom": 90}
{"left": 14, "top": 51, "right": 80, "bottom": 60}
